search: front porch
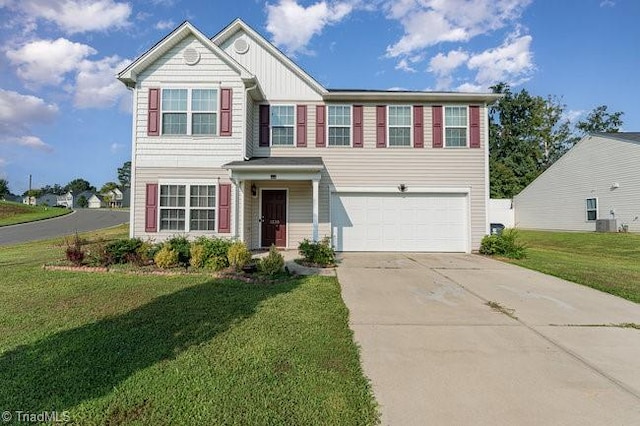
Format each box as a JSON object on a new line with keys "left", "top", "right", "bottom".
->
{"left": 224, "top": 157, "right": 327, "bottom": 250}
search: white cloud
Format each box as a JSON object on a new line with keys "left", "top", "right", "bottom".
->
{"left": 266, "top": 0, "right": 354, "bottom": 55}
{"left": 455, "top": 82, "right": 484, "bottom": 92}
{"left": 0, "top": 157, "right": 6, "bottom": 167}
{"left": 385, "top": 0, "right": 532, "bottom": 57}
{"left": 395, "top": 58, "right": 416, "bottom": 72}
{"left": 0, "top": 89, "right": 57, "bottom": 152}
{"left": 110, "top": 142, "right": 125, "bottom": 153}
{"left": 600, "top": 0, "right": 615, "bottom": 7}
{"left": 428, "top": 49, "right": 469, "bottom": 75}
{"left": 14, "top": 135, "right": 53, "bottom": 152}
{"left": 466, "top": 32, "right": 534, "bottom": 87}
{"left": 18, "top": 0, "right": 131, "bottom": 34}
{"left": 155, "top": 20, "right": 175, "bottom": 30}
{"left": 6, "top": 38, "right": 96, "bottom": 86}
{"left": 563, "top": 109, "right": 585, "bottom": 123}
{"left": 74, "top": 55, "right": 131, "bottom": 108}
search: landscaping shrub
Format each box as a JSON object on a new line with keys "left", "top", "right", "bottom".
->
{"left": 103, "top": 238, "right": 143, "bottom": 264}
{"left": 65, "top": 233, "right": 85, "bottom": 266}
{"left": 154, "top": 245, "right": 179, "bottom": 269}
{"left": 480, "top": 228, "right": 527, "bottom": 259}
{"left": 258, "top": 244, "right": 285, "bottom": 277}
{"left": 166, "top": 236, "right": 191, "bottom": 266}
{"left": 134, "top": 241, "right": 157, "bottom": 266}
{"left": 228, "top": 241, "right": 252, "bottom": 271}
{"left": 298, "top": 237, "right": 335, "bottom": 266}
{"left": 189, "top": 237, "right": 233, "bottom": 270}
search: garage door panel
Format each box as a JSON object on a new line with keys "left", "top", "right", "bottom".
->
{"left": 332, "top": 193, "right": 468, "bottom": 252}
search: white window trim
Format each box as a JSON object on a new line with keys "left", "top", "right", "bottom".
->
{"left": 157, "top": 180, "right": 218, "bottom": 233}
{"left": 444, "top": 105, "right": 469, "bottom": 148}
{"left": 160, "top": 87, "right": 219, "bottom": 137}
{"left": 270, "top": 104, "right": 296, "bottom": 147}
{"left": 585, "top": 197, "right": 598, "bottom": 222}
{"left": 327, "top": 104, "right": 353, "bottom": 147}
{"left": 387, "top": 105, "right": 413, "bottom": 148}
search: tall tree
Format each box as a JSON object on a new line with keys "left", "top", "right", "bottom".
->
{"left": 64, "top": 178, "right": 95, "bottom": 194}
{"left": 117, "top": 161, "right": 131, "bottom": 189}
{"left": 41, "top": 184, "right": 65, "bottom": 195}
{"left": 576, "top": 105, "right": 624, "bottom": 135}
{"left": 0, "top": 179, "right": 9, "bottom": 199}
{"left": 100, "top": 182, "right": 119, "bottom": 194}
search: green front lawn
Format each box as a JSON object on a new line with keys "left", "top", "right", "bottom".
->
{"left": 510, "top": 230, "right": 640, "bottom": 303}
{"left": 0, "top": 200, "right": 70, "bottom": 226}
{"left": 0, "top": 226, "right": 378, "bottom": 425}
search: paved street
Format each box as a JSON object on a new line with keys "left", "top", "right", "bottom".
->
{"left": 338, "top": 253, "right": 640, "bottom": 426}
{"left": 0, "top": 209, "right": 130, "bottom": 245}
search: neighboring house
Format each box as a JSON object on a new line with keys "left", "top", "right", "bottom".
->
{"left": 36, "top": 194, "right": 59, "bottom": 207}
{"left": 88, "top": 194, "right": 106, "bottom": 209}
{"left": 23, "top": 196, "right": 36, "bottom": 206}
{"left": 57, "top": 191, "right": 74, "bottom": 208}
{"left": 104, "top": 188, "right": 131, "bottom": 208}
{"left": 2, "top": 194, "right": 22, "bottom": 203}
{"left": 514, "top": 133, "right": 640, "bottom": 232}
{"left": 74, "top": 191, "right": 96, "bottom": 208}
{"left": 117, "top": 19, "right": 500, "bottom": 252}
{"left": 488, "top": 199, "right": 514, "bottom": 228}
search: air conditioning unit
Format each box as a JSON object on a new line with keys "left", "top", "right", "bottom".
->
{"left": 595, "top": 219, "right": 617, "bottom": 232}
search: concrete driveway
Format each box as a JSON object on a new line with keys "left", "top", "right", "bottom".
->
{"left": 338, "top": 253, "right": 640, "bottom": 426}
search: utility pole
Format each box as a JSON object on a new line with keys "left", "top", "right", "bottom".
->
{"left": 28, "top": 174, "right": 33, "bottom": 205}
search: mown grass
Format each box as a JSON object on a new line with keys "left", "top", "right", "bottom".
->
{"left": 0, "top": 225, "right": 379, "bottom": 425}
{"left": 509, "top": 230, "right": 640, "bottom": 303}
{"left": 0, "top": 200, "right": 70, "bottom": 226}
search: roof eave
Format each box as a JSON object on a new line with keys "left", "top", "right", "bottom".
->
{"left": 323, "top": 91, "right": 503, "bottom": 103}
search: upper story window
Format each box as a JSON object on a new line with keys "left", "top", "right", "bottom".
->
{"left": 586, "top": 198, "right": 598, "bottom": 221}
{"left": 444, "top": 106, "right": 467, "bottom": 147}
{"left": 328, "top": 105, "right": 351, "bottom": 146}
{"left": 271, "top": 105, "right": 295, "bottom": 146}
{"left": 161, "top": 88, "right": 217, "bottom": 136}
{"left": 388, "top": 106, "right": 411, "bottom": 147}
{"left": 159, "top": 183, "right": 216, "bottom": 231}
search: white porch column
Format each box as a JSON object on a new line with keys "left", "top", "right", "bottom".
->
{"left": 312, "top": 178, "right": 319, "bottom": 241}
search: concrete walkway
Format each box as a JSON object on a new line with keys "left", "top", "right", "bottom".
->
{"left": 337, "top": 253, "right": 640, "bottom": 426}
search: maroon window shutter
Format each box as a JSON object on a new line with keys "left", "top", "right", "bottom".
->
{"left": 432, "top": 105, "right": 443, "bottom": 148}
{"left": 145, "top": 183, "right": 158, "bottom": 232}
{"left": 296, "top": 105, "right": 307, "bottom": 147}
{"left": 218, "top": 183, "right": 231, "bottom": 233}
{"left": 147, "top": 88, "right": 160, "bottom": 136}
{"left": 353, "top": 105, "right": 363, "bottom": 148}
{"left": 259, "top": 105, "right": 270, "bottom": 147}
{"left": 220, "top": 88, "right": 232, "bottom": 136}
{"left": 316, "top": 105, "right": 326, "bottom": 147}
{"left": 469, "top": 105, "right": 480, "bottom": 148}
{"left": 413, "top": 105, "right": 424, "bottom": 148}
{"left": 376, "top": 105, "right": 386, "bottom": 148}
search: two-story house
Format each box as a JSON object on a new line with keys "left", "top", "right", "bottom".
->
{"left": 117, "top": 19, "right": 499, "bottom": 252}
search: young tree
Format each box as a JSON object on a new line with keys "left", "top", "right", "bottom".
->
{"left": 576, "top": 105, "right": 624, "bottom": 135}
{"left": 0, "top": 179, "right": 9, "bottom": 199}
{"left": 117, "top": 161, "right": 131, "bottom": 189}
{"left": 77, "top": 195, "right": 89, "bottom": 208}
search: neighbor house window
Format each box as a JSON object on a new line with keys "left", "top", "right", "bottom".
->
{"left": 161, "top": 88, "right": 218, "bottom": 136}
{"left": 159, "top": 184, "right": 216, "bottom": 231}
{"left": 586, "top": 198, "right": 598, "bottom": 221}
{"left": 271, "top": 105, "right": 294, "bottom": 145}
{"left": 328, "top": 105, "right": 351, "bottom": 146}
{"left": 444, "top": 106, "right": 468, "bottom": 147}
{"left": 388, "top": 106, "right": 411, "bottom": 146}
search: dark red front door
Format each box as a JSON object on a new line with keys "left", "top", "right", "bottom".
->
{"left": 261, "top": 190, "right": 287, "bottom": 247}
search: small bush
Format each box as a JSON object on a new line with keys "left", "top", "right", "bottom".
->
{"left": 103, "top": 238, "right": 143, "bottom": 264}
{"left": 298, "top": 237, "right": 335, "bottom": 266}
{"left": 189, "top": 237, "right": 233, "bottom": 270}
{"left": 65, "top": 233, "right": 85, "bottom": 266}
{"left": 205, "top": 255, "right": 229, "bottom": 271}
{"left": 154, "top": 245, "right": 179, "bottom": 269}
{"left": 480, "top": 228, "right": 527, "bottom": 259}
{"left": 189, "top": 243, "right": 207, "bottom": 269}
{"left": 258, "top": 244, "right": 285, "bottom": 278}
{"left": 133, "top": 241, "right": 157, "bottom": 266}
{"left": 228, "top": 241, "right": 252, "bottom": 271}
{"left": 166, "top": 236, "right": 191, "bottom": 265}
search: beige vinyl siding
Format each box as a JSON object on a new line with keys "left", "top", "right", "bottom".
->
{"left": 132, "top": 167, "right": 240, "bottom": 242}
{"left": 219, "top": 31, "right": 323, "bottom": 102}
{"left": 134, "top": 35, "right": 245, "bottom": 168}
{"left": 245, "top": 93, "right": 255, "bottom": 158}
{"left": 514, "top": 135, "right": 640, "bottom": 232}
{"left": 248, "top": 103, "right": 488, "bottom": 250}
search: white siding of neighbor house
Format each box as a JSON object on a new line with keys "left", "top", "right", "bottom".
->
{"left": 218, "top": 31, "right": 323, "bottom": 102}
{"left": 134, "top": 35, "right": 245, "bottom": 169}
{"left": 248, "top": 103, "right": 488, "bottom": 250}
{"left": 514, "top": 135, "right": 640, "bottom": 232}
{"left": 489, "top": 199, "right": 515, "bottom": 228}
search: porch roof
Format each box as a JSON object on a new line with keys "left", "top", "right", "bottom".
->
{"left": 223, "top": 157, "right": 324, "bottom": 181}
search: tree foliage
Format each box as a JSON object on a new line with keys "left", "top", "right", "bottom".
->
{"left": 0, "top": 179, "right": 9, "bottom": 199}
{"left": 100, "top": 182, "right": 119, "bottom": 194}
{"left": 41, "top": 184, "right": 65, "bottom": 195}
{"left": 575, "top": 105, "right": 623, "bottom": 135}
{"left": 117, "top": 161, "right": 131, "bottom": 189}
{"left": 64, "top": 178, "right": 95, "bottom": 194}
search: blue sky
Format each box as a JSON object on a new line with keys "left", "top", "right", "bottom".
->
{"left": 0, "top": 0, "right": 638, "bottom": 194}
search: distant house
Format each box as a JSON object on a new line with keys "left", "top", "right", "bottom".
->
{"left": 88, "top": 194, "right": 106, "bottom": 209}
{"left": 23, "top": 196, "right": 36, "bottom": 206}
{"left": 514, "top": 133, "right": 640, "bottom": 232}
{"left": 104, "top": 187, "right": 130, "bottom": 208}
{"left": 57, "top": 191, "right": 74, "bottom": 208}
{"left": 2, "top": 194, "right": 22, "bottom": 203}
{"left": 74, "top": 191, "right": 96, "bottom": 208}
{"left": 36, "top": 194, "right": 59, "bottom": 207}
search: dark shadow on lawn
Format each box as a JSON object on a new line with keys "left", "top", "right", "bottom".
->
{"left": 0, "top": 278, "right": 300, "bottom": 411}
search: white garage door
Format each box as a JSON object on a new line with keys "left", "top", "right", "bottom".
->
{"left": 331, "top": 192, "right": 468, "bottom": 252}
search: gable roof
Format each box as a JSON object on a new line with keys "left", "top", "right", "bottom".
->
{"left": 118, "top": 21, "right": 254, "bottom": 87}
{"left": 594, "top": 132, "right": 640, "bottom": 144}
{"left": 211, "top": 18, "right": 327, "bottom": 97}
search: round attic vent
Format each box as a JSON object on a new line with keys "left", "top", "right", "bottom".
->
{"left": 233, "top": 38, "right": 249, "bottom": 54}
{"left": 183, "top": 48, "right": 200, "bottom": 65}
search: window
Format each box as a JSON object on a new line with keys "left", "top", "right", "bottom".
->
{"left": 444, "top": 106, "right": 468, "bottom": 147}
{"left": 159, "top": 184, "right": 216, "bottom": 231}
{"left": 586, "top": 198, "right": 598, "bottom": 221}
{"left": 328, "top": 105, "right": 351, "bottom": 146}
{"left": 161, "top": 88, "right": 217, "bottom": 135}
{"left": 388, "top": 106, "right": 411, "bottom": 146}
{"left": 271, "top": 105, "right": 294, "bottom": 145}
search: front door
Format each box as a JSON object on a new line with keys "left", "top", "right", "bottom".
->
{"left": 261, "top": 190, "right": 287, "bottom": 247}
